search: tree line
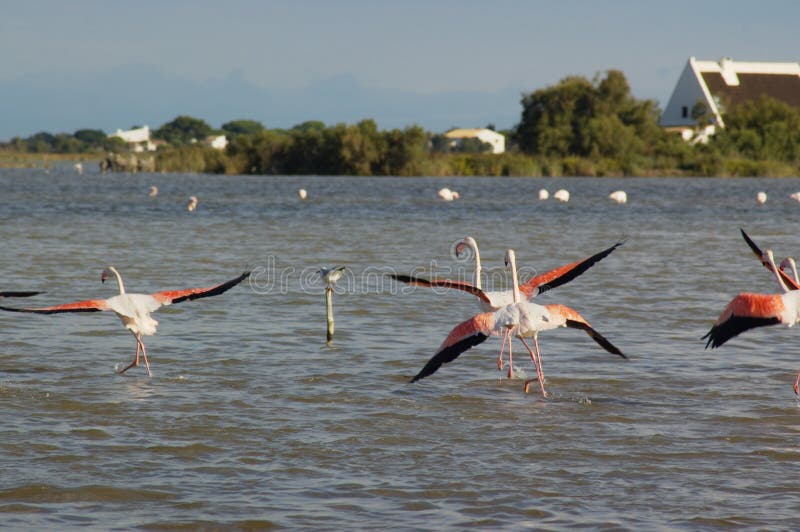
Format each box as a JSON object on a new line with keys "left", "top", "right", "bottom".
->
{"left": 3, "top": 70, "right": 800, "bottom": 176}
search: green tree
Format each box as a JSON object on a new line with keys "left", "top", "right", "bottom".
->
{"left": 154, "top": 115, "right": 213, "bottom": 145}
{"left": 221, "top": 119, "right": 266, "bottom": 138}
{"left": 712, "top": 95, "right": 800, "bottom": 162}
{"left": 74, "top": 129, "right": 107, "bottom": 146}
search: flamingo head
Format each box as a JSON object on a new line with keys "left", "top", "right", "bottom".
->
{"left": 454, "top": 236, "right": 478, "bottom": 258}
{"left": 101, "top": 266, "right": 118, "bottom": 284}
{"left": 318, "top": 266, "right": 346, "bottom": 288}
{"left": 504, "top": 249, "right": 516, "bottom": 268}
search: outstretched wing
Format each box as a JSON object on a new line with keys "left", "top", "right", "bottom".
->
{"left": 389, "top": 273, "right": 492, "bottom": 306}
{"left": 410, "top": 312, "right": 495, "bottom": 383}
{"left": 740, "top": 228, "right": 800, "bottom": 290}
{"left": 0, "top": 298, "right": 109, "bottom": 314}
{"left": 702, "top": 292, "right": 784, "bottom": 349}
{"left": 519, "top": 241, "right": 624, "bottom": 298}
{"left": 0, "top": 291, "right": 43, "bottom": 298}
{"left": 151, "top": 271, "right": 251, "bottom": 305}
{"left": 564, "top": 320, "right": 627, "bottom": 358}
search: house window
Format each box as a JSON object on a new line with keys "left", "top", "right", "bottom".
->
{"left": 681, "top": 106, "right": 688, "bottom": 118}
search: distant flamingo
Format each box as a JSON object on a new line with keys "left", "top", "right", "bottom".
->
{"left": 703, "top": 248, "right": 800, "bottom": 394}
{"left": 538, "top": 189, "right": 549, "bottom": 200}
{"left": 298, "top": 188, "right": 308, "bottom": 200}
{"left": 187, "top": 196, "right": 198, "bottom": 212}
{"left": 148, "top": 186, "right": 159, "bottom": 197}
{"left": 756, "top": 191, "right": 767, "bottom": 204}
{"left": 437, "top": 187, "right": 460, "bottom": 201}
{"left": 554, "top": 189, "right": 570, "bottom": 202}
{"left": 391, "top": 237, "right": 623, "bottom": 312}
{"left": 0, "top": 267, "right": 250, "bottom": 376}
{"left": 609, "top": 190, "right": 627, "bottom": 204}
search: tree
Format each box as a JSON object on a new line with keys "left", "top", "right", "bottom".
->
{"left": 74, "top": 129, "right": 107, "bottom": 146}
{"left": 154, "top": 115, "right": 213, "bottom": 145}
{"left": 221, "top": 119, "right": 265, "bottom": 138}
{"left": 712, "top": 95, "right": 800, "bottom": 161}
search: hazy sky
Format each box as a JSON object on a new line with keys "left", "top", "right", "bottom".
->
{"left": 1, "top": 0, "right": 798, "bottom": 136}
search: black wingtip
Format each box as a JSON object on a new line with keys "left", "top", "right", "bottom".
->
{"left": 0, "top": 291, "right": 44, "bottom": 298}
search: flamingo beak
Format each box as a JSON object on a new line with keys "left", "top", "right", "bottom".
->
{"left": 101, "top": 271, "right": 108, "bottom": 283}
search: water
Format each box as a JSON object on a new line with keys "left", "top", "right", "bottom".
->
{"left": 2, "top": 168, "right": 800, "bottom": 529}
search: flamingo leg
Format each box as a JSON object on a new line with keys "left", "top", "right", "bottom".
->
{"left": 497, "top": 328, "right": 509, "bottom": 371}
{"left": 138, "top": 336, "right": 153, "bottom": 377}
{"left": 117, "top": 335, "right": 141, "bottom": 375}
{"left": 794, "top": 369, "right": 800, "bottom": 395}
{"left": 520, "top": 335, "right": 548, "bottom": 398}
{"left": 507, "top": 338, "right": 514, "bottom": 379}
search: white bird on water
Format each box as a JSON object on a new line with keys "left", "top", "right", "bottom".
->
{"left": 756, "top": 191, "right": 767, "bottom": 204}
{"left": 74, "top": 162, "right": 83, "bottom": 175}
{"left": 148, "top": 186, "right": 159, "bottom": 197}
{"left": 538, "top": 189, "right": 549, "bottom": 200}
{"left": 438, "top": 187, "right": 460, "bottom": 201}
{"left": 298, "top": 188, "right": 308, "bottom": 200}
{"left": 790, "top": 192, "right": 800, "bottom": 202}
{"left": 554, "top": 189, "right": 570, "bottom": 202}
{"left": 609, "top": 190, "right": 627, "bottom": 204}
{"left": 187, "top": 196, "right": 198, "bottom": 212}
{"left": 0, "top": 267, "right": 250, "bottom": 376}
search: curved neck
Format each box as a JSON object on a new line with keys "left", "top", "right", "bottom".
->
{"left": 109, "top": 267, "right": 125, "bottom": 294}
{"left": 767, "top": 250, "right": 789, "bottom": 293}
{"left": 507, "top": 250, "right": 520, "bottom": 303}
{"left": 461, "top": 237, "right": 481, "bottom": 289}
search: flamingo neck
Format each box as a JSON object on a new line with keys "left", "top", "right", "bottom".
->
{"left": 109, "top": 267, "right": 125, "bottom": 294}
{"left": 473, "top": 246, "right": 482, "bottom": 290}
{"left": 767, "top": 250, "right": 789, "bottom": 293}
{"left": 507, "top": 250, "right": 520, "bottom": 303}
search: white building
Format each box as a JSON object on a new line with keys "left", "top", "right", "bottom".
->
{"left": 205, "top": 134, "right": 229, "bottom": 150}
{"left": 110, "top": 125, "right": 156, "bottom": 152}
{"left": 444, "top": 128, "right": 505, "bottom": 154}
{"left": 660, "top": 57, "right": 800, "bottom": 143}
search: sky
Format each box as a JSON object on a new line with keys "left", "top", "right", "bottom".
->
{"left": 1, "top": 0, "right": 798, "bottom": 139}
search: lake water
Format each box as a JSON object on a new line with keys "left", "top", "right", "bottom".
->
{"left": 1, "top": 167, "right": 800, "bottom": 529}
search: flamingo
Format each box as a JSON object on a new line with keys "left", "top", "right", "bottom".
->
{"left": 740, "top": 229, "right": 800, "bottom": 291}
{"left": 0, "top": 267, "right": 250, "bottom": 377}
{"left": 609, "top": 190, "right": 627, "bottom": 204}
{"left": 187, "top": 196, "right": 198, "bottom": 212}
{"left": 409, "top": 250, "right": 624, "bottom": 396}
{"left": 538, "top": 189, "right": 549, "bottom": 200}
{"left": 298, "top": 188, "right": 308, "bottom": 200}
{"left": 391, "top": 237, "right": 623, "bottom": 312}
{"left": 703, "top": 248, "right": 800, "bottom": 394}
{"left": 790, "top": 192, "right": 800, "bottom": 202}
{"left": 756, "top": 191, "right": 767, "bottom": 205}
{"left": 553, "top": 189, "right": 570, "bottom": 202}
{"left": 148, "top": 186, "right": 159, "bottom": 197}
{"left": 409, "top": 254, "right": 550, "bottom": 386}
{"left": 438, "top": 187, "right": 460, "bottom": 201}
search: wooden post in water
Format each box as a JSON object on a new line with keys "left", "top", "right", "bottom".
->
{"left": 318, "top": 266, "right": 345, "bottom": 346}
{"left": 325, "top": 286, "right": 335, "bottom": 343}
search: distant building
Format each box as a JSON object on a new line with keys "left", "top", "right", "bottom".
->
{"left": 444, "top": 128, "right": 505, "bottom": 154}
{"left": 205, "top": 134, "right": 229, "bottom": 150}
{"left": 660, "top": 57, "right": 800, "bottom": 143}
{"left": 110, "top": 125, "right": 156, "bottom": 152}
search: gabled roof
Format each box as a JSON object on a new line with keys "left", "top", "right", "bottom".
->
{"left": 701, "top": 71, "right": 800, "bottom": 110}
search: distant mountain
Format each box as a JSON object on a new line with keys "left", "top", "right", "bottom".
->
{"left": 0, "top": 65, "right": 523, "bottom": 139}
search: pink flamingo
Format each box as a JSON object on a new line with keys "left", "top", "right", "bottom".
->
{"left": 392, "top": 238, "right": 623, "bottom": 378}
{"left": 409, "top": 250, "right": 625, "bottom": 397}
{"left": 0, "top": 267, "right": 250, "bottom": 376}
{"left": 705, "top": 232, "right": 800, "bottom": 394}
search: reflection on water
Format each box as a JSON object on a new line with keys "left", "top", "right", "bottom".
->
{"left": 2, "top": 168, "right": 800, "bottom": 528}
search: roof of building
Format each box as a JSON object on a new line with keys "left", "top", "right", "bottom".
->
{"left": 701, "top": 71, "right": 800, "bottom": 109}
{"left": 444, "top": 128, "right": 503, "bottom": 139}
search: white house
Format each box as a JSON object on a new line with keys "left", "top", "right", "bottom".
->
{"left": 110, "top": 125, "right": 156, "bottom": 152}
{"left": 444, "top": 128, "right": 505, "bottom": 154}
{"left": 660, "top": 57, "right": 800, "bottom": 143}
{"left": 205, "top": 135, "right": 229, "bottom": 150}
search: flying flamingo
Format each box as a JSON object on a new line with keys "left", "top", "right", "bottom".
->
{"left": 391, "top": 237, "right": 624, "bottom": 312}
{"left": 703, "top": 248, "right": 800, "bottom": 394}
{"left": 0, "top": 267, "right": 250, "bottom": 376}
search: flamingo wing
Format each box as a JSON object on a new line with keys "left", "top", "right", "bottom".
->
{"left": 151, "top": 271, "right": 250, "bottom": 305}
{"left": 519, "top": 241, "right": 624, "bottom": 298}
{"left": 0, "top": 291, "right": 43, "bottom": 298}
{"left": 0, "top": 298, "right": 109, "bottom": 314}
{"left": 389, "top": 273, "right": 492, "bottom": 306}
{"left": 703, "top": 293, "right": 784, "bottom": 349}
{"left": 564, "top": 320, "right": 627, "bottom": 358}
{"left": 740, "top": 228, "right": 800, "bottom": 290}
{"left": 410, "top": 312, "right": 495, "bottom": 383}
